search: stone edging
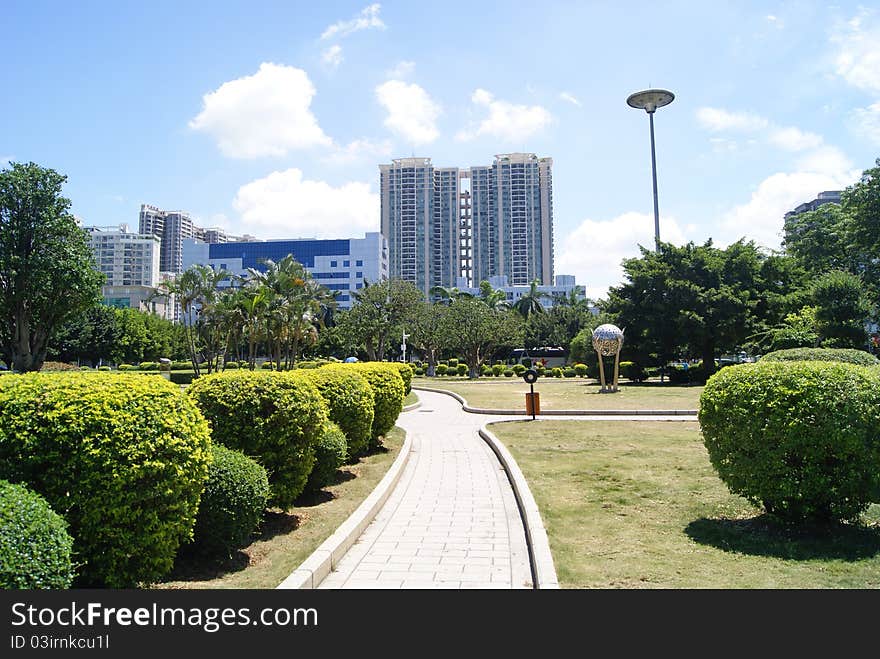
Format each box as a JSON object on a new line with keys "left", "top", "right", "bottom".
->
{"left": 478, "top": 424, "right": 560, "bottom": 590}
{"left": 402, "top": 399, "right": 422, "bottom": 412}
{"left": 412, "top": 385, "right": 697, "bottom": 416}
{"left": 276, "top": 429, "right": 414, "bottom": 589}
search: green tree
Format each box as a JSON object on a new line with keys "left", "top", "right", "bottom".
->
{"left": 0, "top": 163, "right": 103, "bottom": 371}
{"left": 512, "top": 279, "right": 548, "bottom": 319}
{"left": 811, "top": 270, "right": 871, "bottom": 349}
{"left": 440, "top": 298, "right": 523, "bottom": 378}
{"left": 477, "top": 280, "right": 511, "bottom": 311}
{"left": 408, "top": 302, "right": 448, "bottom": 376}
{"left": 339, "top": 279, "right": 423, "bottom": 360}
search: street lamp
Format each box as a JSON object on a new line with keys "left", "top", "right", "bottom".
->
{"left": 626, "top": 88, "right": 674, "bottom": 253}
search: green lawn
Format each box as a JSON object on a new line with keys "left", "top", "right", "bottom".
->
{"left": 493, "top": 420, "right": 880, "bottom": 588}
{"left": 413, "top": 377, "right": 703, "bottom": 410}
{"left": 154, "top": 427, "right": 405, "bottom": 589}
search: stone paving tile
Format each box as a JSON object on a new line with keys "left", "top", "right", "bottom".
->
{"left": 317, "top": 390, "right": 531, "bottom": 590}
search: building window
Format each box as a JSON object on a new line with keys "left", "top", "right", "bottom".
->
{"left": 356, "top": 283, "right": 363, "bottom": 289}
{"left": 330, "top": 260, "right": 337, "bottom": 268}
{"left": 356, "top": 271, "right": 363, "bottom": 278}
{"left": 356, "top": 260, "right": 363, "bottom": 266}
{"left": 343, "top": 260, "right": 350, "bottom": 267}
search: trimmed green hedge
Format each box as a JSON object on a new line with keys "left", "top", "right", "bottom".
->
{"left": 303, "top": 365, "right": 374, "bottom": 458}
{"left": 699, "top": 361, "right": 880, "bottom": 523}
{"left": 187, "top": 371, "right": 328, "bottom": 508}
{"left": 303, "top": 422, "right": 349, "bottom": 494}
{"left": 343, "top": 363, "right": 405, "bottom": 447}
{"left": 188, "top": 444, "right": 269, "bottom": 558}
{"left": 0, "top": 372, "right": 211, "bottom": 587}
{"left": 760, "top": 348, "right": 879, "bottom": 366}
{"left": 390, "top": 363, "right": 414, "bottom": 394}
{"left": 0, "top": 479, "right": 75, "bottom": 589}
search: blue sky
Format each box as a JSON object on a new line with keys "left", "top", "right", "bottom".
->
{"left": 3, "top": 1, "right": 880, "bottom": 298}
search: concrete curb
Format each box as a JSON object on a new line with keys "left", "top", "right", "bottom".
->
{"left": 479, "top": 424, "right": 559, "bottom": 590}
{"left": 412, "top": 385, "right": 697, "bottom": 416}
{"left": 402, "top": 398, "right": 422, "bottom": 412}
{"left": 276, "top": 429, "right": 414, "bottom": 590}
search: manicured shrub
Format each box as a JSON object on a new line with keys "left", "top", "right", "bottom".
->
{"left": 304, "top": 365, "right": 374, "bottom": 458}
{"left": 414, "top": 367, "right": 425, "bottom": 376}
{"left": 188, "top": 444, "right": 269, "bottom": 558}
{"left": 171, "top": 361, "right": 192, "bottom": 371}
{"left": 456, "top": 363, "right": 468, "bottom": 377}
{"left": 448, "top": 358, "right": 459, "bottom": 368}
{"left": 619, "top": 361, "right": 646, "bottom": 382}
{"left": 699, "top": 361, "right": 880, "bottom": 524}
{"left": 188, "top": 371, "right": 328, "bottom": 508}
{"left": 390, "top": 363, "right": 414, "bottom": 394}
{"left": 512, "top": 364, "right": 527, "bottom": 376}
{"left": 563, "top": 367, "right": 576, "bottom": 378}
{"left": 436, "top": 364, "right": 449, "bottom": 376}
{"left": 492, "top": 364, "right": 504, "bottom": 376}
{"left": 573, "top": 363, "right": 588, "bottom": 377}
{"left": 503, "top": 369, "right": 514, "bottom": 377}
{"left": 97, "top": 365, "right": 111, "bottom": 371}
{"left": 170, "top": 371, "right": 198, "bottom": 385}
{"left": 760, "top": 348, "right": 878, "bottom": 367}
{"left": 521, "top": 358, "right": 532, "bottom": 368}
{"left": 0, "top": 372, "right": 211, "bottom": 587}
{"left": 260, "top": 361, "right": 274, "bottom": 370}
{"left": 303, "top": 422, "right": 349, "bottom": 494}
{"left": 480, "top": 364, "right": 492, "bottom": 377}
{"left": 223, "top": 361, "right": 240, "bottom": 370}
{"left": 78, "top": 366, "right": 91, "bottom": 370}
{"left": 344, "top": 363, "right": 405, "bottom": 447}
{"left": 117, "top": 363, "right": 133, "bottom": 371}
{"left": 295, "top": 361, "right": 319, "bottom": 369}
{"left": 0, "top": 479, "right": 75, "bottom": 589}
{"left": 139, "top": 361, "right": 159, "bottom": 371}
{"left": 551, "top": 367, "right": 563, "bottom": 378}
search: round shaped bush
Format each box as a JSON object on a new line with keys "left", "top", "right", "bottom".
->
{"left": 456, "top": 363, "right": 468, "bottom": 377}
{"left": 139, "top": 361, "right": 159, "bottom": 371}
{"left": 503, "top": 369, "right": 514, "bottom": 377}
{"left": 345, "top": 363, "right": 405, "bottom": 447}
{"left": 760, "top": 348, "right": 878, "bottom": 367}
{"left": 699, "top": 361, "right": 880, "bottom": 523}
{"left": 573, "top": 363, "right": 588, "bottom": 377}
{"left": 390, "top": 363, "right": 413, "bottom": 394}
{"left": 563, "top": 367, "right": 577, "bottom": 378}
{"left": 97, "top": 365, "right": 111, "bottom": 371}
{"left": 260, "top": 361, "right": 274, "bottom": 370}
{"left": 189, "top": 444, "right": 269, "bottom": 558}
{"left": 448, "top": 358, "right": 459, "bottom": 368}
{"left": 223, "top": 361, "right": 240, "bottom": 370}
{"left": 117, "top": 363, "right": 133, "bottom": 371}
{"left": 436, "top": 364, "right": 448, "bottom": 376}
{"left": 512, "top": 364, "right": 527, "bottom": 376}
{"left": 171, "top": 361, "right": 191, "bottom": 371}
{"left": 0, "top": 372, "right": 211, "bottom": 587}
{"left": 551, "top": 367, "right": 563, "bottom": 378}
{"left": 303, "top": 422, "right": 349, "bottom": 494}
{"left": 0, "top": 479, "right": 74, "bottom": 589}
{"left": 492, "top": 364, "right": 504, "bottom": 376}
{"left": 187, "top": 371, "right": 328, "bottom": 508}
{"left": 304, "top": 365, "right": 375, "bottom": 458}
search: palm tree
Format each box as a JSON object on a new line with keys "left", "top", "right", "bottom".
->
{"left": 478, "top": 280, "right": 511, "bottom": 311}
{"left": 429, "top": 285, "right": 474, "bottom": 305}
{"left": 513, "top": 279, "right": 548, "bottom": 319}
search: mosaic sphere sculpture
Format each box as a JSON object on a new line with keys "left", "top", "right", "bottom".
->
{"left": 591, "top": 323, "right": 624, "bottom": 356}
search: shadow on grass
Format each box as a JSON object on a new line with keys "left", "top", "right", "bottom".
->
{"left": 163, "top": 510, "right": 303, "bottom": 583}
{"left": 685, "top": 515, "right": 880, "bottom": 561}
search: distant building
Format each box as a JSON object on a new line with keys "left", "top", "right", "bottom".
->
{"left": 182, "top": 232, "right": 388, "bottom": 310}
{"left": 784, "top": 191, "right": 842, "bottom": 220}
{"left": 84, "top": 224, "right": 173, "bottom": 318}
{"left": 139, "top": 203, "right": 240, "bottom": 274}
{"left": 380, "top": 152, "right": 554, "bottom": 296}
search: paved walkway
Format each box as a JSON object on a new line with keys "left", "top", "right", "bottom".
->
{"left": 318, "top": 389, "right": 697, "bottom": 590}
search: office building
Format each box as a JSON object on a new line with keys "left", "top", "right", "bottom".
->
{"left": 784, "top": 191, "right": 842, "bottom": 220}
{"left": 380, "top": 153, "right": 554, "bottom": 295}
{"left": 182, "top": 232, "right": 388, "bottom": 310}
{"left": 455, "top": 274, "right": 586, "bottom": 310}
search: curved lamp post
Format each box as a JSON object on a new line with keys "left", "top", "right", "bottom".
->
{"left": 627, "top": 89, "right": 674, "bottom": 253}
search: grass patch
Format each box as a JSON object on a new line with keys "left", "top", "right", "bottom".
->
{"left": 413, "top": 377, "right": 702, "bottom": 410}
{"left": 404, "top": 391, "right": 419, "bottom": 407}
{"left": 492, "top": 420, "right": 880, "bottom": 588}
{"left": 154, "top": 427, "right": 405, "bottom": 589}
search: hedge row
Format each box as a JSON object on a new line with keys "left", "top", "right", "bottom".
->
{"left": 760, "top": 348, "right": 879, "bottom": 366}
{"left": 343, "top": 363, "right": 405, "bottom": 447}
{"left": 303, "top": 365, "right": 374, "bottom": 458}
{"left": 699, "top": 361, "right": 880, "bottom": 524}
{"left": 0, "top": 372, "right": 212, "bottom": 587}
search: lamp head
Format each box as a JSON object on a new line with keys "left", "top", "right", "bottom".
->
{"left": 627, "top": 89, "right": 675, "bottom": 114}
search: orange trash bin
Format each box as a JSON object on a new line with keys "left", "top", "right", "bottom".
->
{"left": 525, "top": 392, "right": 540, "bottom": 416}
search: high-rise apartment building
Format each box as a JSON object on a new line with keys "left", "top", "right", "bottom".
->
{"left": 139, "top": 203, "right": 235, "bottom": 274}
{"left": 380, "top": 153, "right": 554, "bottom": 295}
{"left": 784, "top": 191, "right": 842, "bottom": 220}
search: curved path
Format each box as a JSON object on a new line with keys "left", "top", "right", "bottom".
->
{"left": 316, "top": 389, "right": 697, "bottom": 589}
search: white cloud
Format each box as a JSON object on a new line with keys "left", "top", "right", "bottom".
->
{"left": 556, "top": 212, "right": 687, "bottom": 301}
{"left": 322, "top": 45, "right": 343, "bottom": 69}
{"left": 321, "top": 4, "right": 385, "bottom": 40}
{"left": 456, "top": 88, "right": 553, "bottom": 142}
{"left": 321, "top": 138, "right": 393, "bottom": 165}
{"left": 851, "top": 102, "right": 880, "bottom": 144}
{"left": 695, "top": 107, "right": 769, "bottom": 132}
{"left": 831, "top": 10, "right": 880, "bottom": 93}
{"left": 375, "top": 80, "right": 441, "bottom": 145}
{"left": 232, "top": 168, "right": 379, "bottom": 239}
{"left": 717, "top": 149, "right": 858, "bottom": 250}
{"left": 767, "top": 126, "right": 823, "bottom": 151}
{"left": 559, "top": 91, "right": 581, "bottom": 107}
{"left": 189, "top": 63, "right": 331, "bottom": 158}
{"left": 385, "top": 60, "right": 415, "bottom": 79}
